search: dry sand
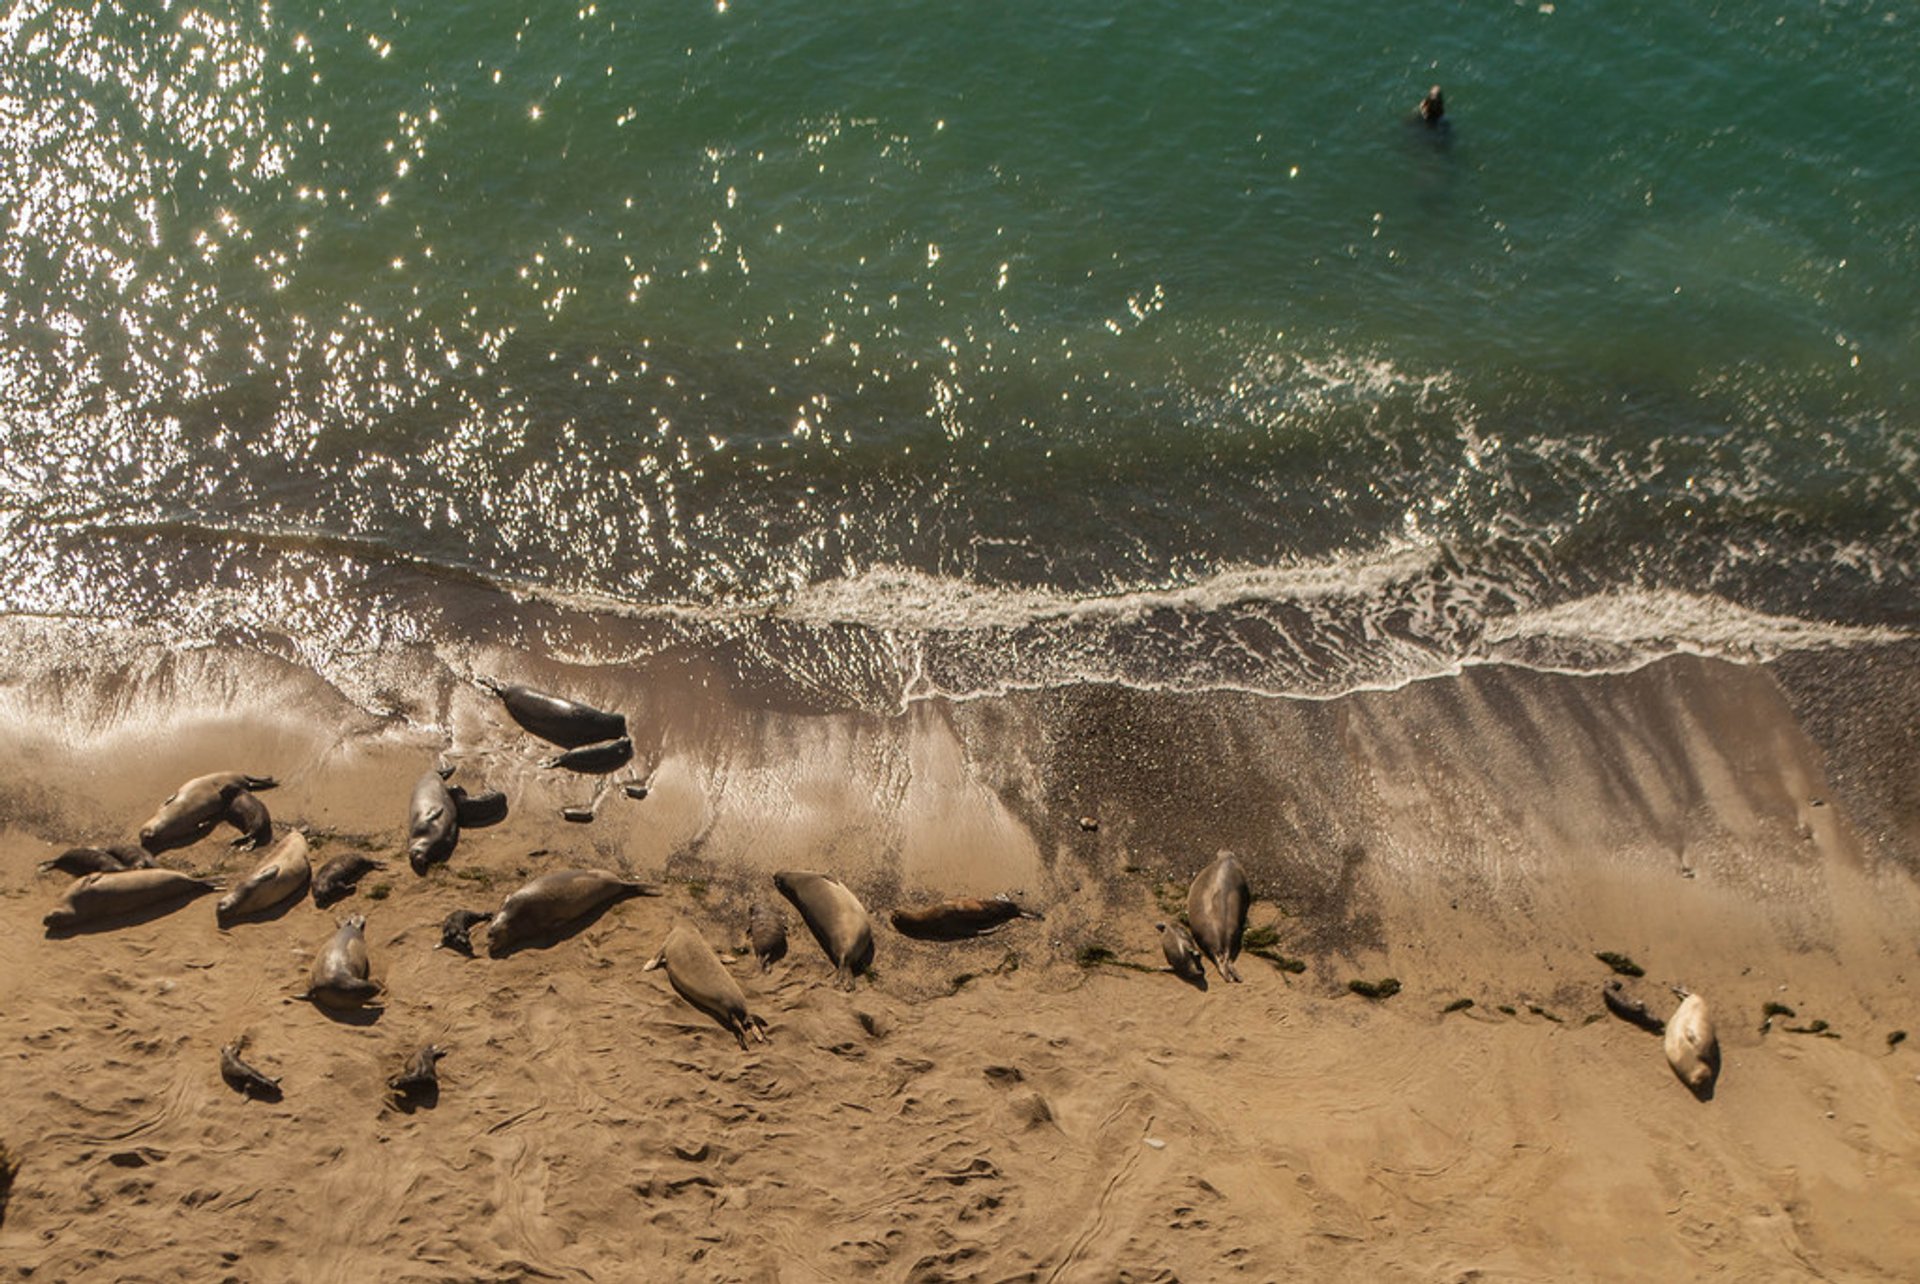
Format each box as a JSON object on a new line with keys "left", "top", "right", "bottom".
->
{"left": 4, "top": 637, "right": 1920, "bottom": 1281}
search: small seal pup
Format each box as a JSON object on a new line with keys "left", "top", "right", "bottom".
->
{"left": 407, "top": 769, "right": 459, "bottom": 874}
{"left": 1603, "top": 979, "right": 1666, "bottom": 1035}
{"left": 773, "top": 870, "right": 875, "bottom": 989}
{"left": 312, "top": 852, "right": 385, "bottom": 906}
{"left": 890, "top": 895, "right": 1044, "bottom": 941}
{"left": 1156, "top": 920, "right": 1207, "bottom": 985}
{"left": 43, "top": 868, "right": 220, "bottom": 932}
{"left": 301, "top": 914, "right": 382, "bottom": 1010}
{"left": 484, "top": 869, "right": 663, "bottom": 956}
{"left": 1664, "top": 988, "right": 1720, "bottom": 1097}
{"left": 746, "top": 899, "right": 788, "bottom": 972}
{"left": 139, "top": 772, "right": 276, "bottom": 853}
{"left": 542, "top": 736, "right": 633, "bottom": 773}
{"left": 1186, "top": 852, "right": 1250, "bottom": 983}
{"left": 478, "top": 676, "right": 626, "bottom": 748}
{"left": 216, "top": 830, "right": 312, "bottom": 926}
{"left": 645, "top": 922, "right": 771, "bottom": 1050}
{"left": 219, "top": 1035, "right": 283, "bottom": 1100}
{"left": 388, "top": 1045, "right": 447, "bottom": 1101}
{"left": 40, "top": 845, "right": 155, "bottom": 876}
{"left": 438, "top": 908, "right": 493, "bottom": 955}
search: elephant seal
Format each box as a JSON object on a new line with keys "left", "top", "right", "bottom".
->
{"left": 388, "top": 1044, "right": 446, "bottom": 1099}
{"left": 139, "top": 772, "right": 276, "bottom": 853}
{"left": 1186, "top": 853, "right": 1250, "bottom": 983}
{"left": 223, "top": 789, "right": 274, "bottom": 850}
{"left": 542, "top": 736, "right": 633, "bottom": 773}
{"left": 216, "top": 830, "right": 312, "bottom": 926}
{"left": 302, "top": 914, "right": 381, "bottom": 1010}
{"left": 44, "top": 868, "right": 219, "bottom": 932}
{"left": 478, "top": 676, "right": 626, "bottom": 748}
{"left": 890, "top": 895, "right": 1043, "bottom": 941}
{"left": 1603, "top": 979, "right": 1665, "bottom": 1035}
{"left": 485, "top": 869, "right": 662, "bottom": 956}
{"left": 312, "top": 852, "right": 385, "bottom": 906}
{"left": 746, "top": 899, "right": 787, "bottom": 972}
{"left": 407, "top": 770, "right": 458, "bottom": 873}
{"left": 40, "top": 845, "right": 155, "bottom": 876}
{"left": 645, "top": 923, "right": 770, "bottom": 1050}
{"left": 450, "top": 787, "right": 508, "bottom": 827}
{"left": 1665, "top": 989, "right": 1719, "bottom": 1097}
{"left": 1156, "top": 920, "right": 1207, "bottom": 985}
{"left": 773, "top": 870, "right": 874, "bottom": 989}
{"left": 219, "top": 1035, "right": 282, "bottom": 1100}
{"left": 438, "top": 908, "right": 492, "bottom": 955}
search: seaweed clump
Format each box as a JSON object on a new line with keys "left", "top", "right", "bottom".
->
{"left": 1594, "top": 952, "right": 1644, "bottom": 978}
{"left": 1348, "top": 977, "right": 1401, "bottom": 1001}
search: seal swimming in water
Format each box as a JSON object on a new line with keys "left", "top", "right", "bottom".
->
{"left": 407, "top": 770, "right": 459, "bottom": 874}
{"left": 1156, "top": 920, "right": 1207, "bottom": 985}
{"left": 438, "top": 908, "right": 492, "bottom": 955}
{"left": 43, "top": 868, "right": 220, "bottom": 932}
{"left": 216, "top": 830, "right": 312, "bottom": 926}
{"left": 1664, "top": 988, "right": 1719, "bottom": 1097}
{"left": 645, "top": 922, "right": 771, "bottom": 1050}
{"left": 1186, "top": 853, "right": 1250, "bottom": 983}
{"left": 139, "top": 772, "right": 277, "bottom": 853}
{"left": 484, "top": 868, "right": 662, "bottom": 956}
{"left": 478, "top": 676, "right": 626, "bottom": 748}
{"left": 773, "top": 870, "right": 875, "bottom": 989}
{"left": 302, "top": 914, "right": 382, "bottom": 1010}
{"left": 311, "top": 852, "right": 385, "bottom": 906}
{"left": 219, "top": 1035, "right": 283, "bottom": 1100}
{"left": 746, "top": 899, "right": 787, "bottom": 972}
{"left": 40, "top": 845, "right": 155, "bottom": 877}
{"left": 890, "top": 895, "right": 1043, "bottom": 941}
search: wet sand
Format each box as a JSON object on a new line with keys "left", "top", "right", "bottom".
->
{"left": 3, "top": 634, "right": 1920, "bottom": 1281}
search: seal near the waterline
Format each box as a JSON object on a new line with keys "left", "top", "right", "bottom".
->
{"left": 223, "top": 788, "right": 274, "bottom": 850}
{"left": 138, "top": 772, "right": 277, "bottom": 853}
{"left": 219, "top": 1035, "right": 283, "bottom": 1100}
{"left": 407, "top": 769, "right": 459, "bottom": 874}
{"left": 43, "top": 868, "right": 220, "bottom": 932}
{"left": 746, "top": 899, "right": 788, "bottom": 973}
{"left": 39, "top": 845, "right": 155, "bottom": 877}
{"left": 1156, "top": 920, "right": 1207, "bottom": 985}
{"left": 216, "top": 830, "right": 312, "bottom": 926}
{"left": 484, "top": 869, "right": 663, "bottom": 956}
{"left": 542, "top": 736, "right": 633, "bottom": 773}
{"left": 1603, "top": 979, "right": 1666, "bottom": 1035}
{"left": 889, "top": 894, "right": 1044, "bottom": 941}
{"left": 645, "top": 922, "right": 771, "bottom": 1050}
{"left": 437, "top": 908, "right": 493, "bottom": 955}
{"left": 387, "top": 1044, "right": 447, "bottom": 1101}
{"left": 773, "top": 870, "right": 875, "bottom": 990}
{"left": 1186, "top": 852, "right": 1250, "bottom": 983}
{"left": 301, "top": 913, "right": 382, "bottom": 1010}
{"left": 449, "top": 787, "right": 508, "bottom": 827}
{"left": 1665, "top": 988, "right": 1720, "bottom": 1097}
{"left": 477, "top": 676, "right": 626, "bottom": 748}
{"left": 311, "top": 852, "right": 385, "bottom": 906}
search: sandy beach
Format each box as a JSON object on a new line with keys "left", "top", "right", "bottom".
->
{"left": 4, "top": 631, "right": 1920, "bottom": 1281}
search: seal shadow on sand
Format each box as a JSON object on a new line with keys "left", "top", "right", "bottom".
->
{"left": 295, "top": 996, "right": 384, "bottom": 1028}
{"left": 390, "top": 1083, "right": 439, "bottom": 1113}
{"left": 1172, "top": 967, "right": 1208, "bottom": 992}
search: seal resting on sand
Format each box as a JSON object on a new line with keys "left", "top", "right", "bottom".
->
{"left": 312, "top": 852, "right": 384, "bottom": 906}
{"left": 478, "top": 676, "right": 626, "bottom": 748}
{"left": 484, "top": 869, "right": 662, "bottom": 956}
{"left": 407, "top": 770, "right": 459, "bottom": 874}
{"left": 542, "top": 736, "right": 633, "bottom": 773}
{"left": 889, "top": 895, "right": 1044, "bottom": 941}
{"left": 1665, "top": 988, "right": 1719, "bottom": 1096}
{"left": 40, "top": 845, "right": 155, "bottom": 876}
{"left": 645, "top": 923, "right": 770, "bottom": 1050}
{"left": 1186, "top": 853, "right": 1250, "bottom": 983}
{"left": 216, "top": 830, "right": 311, "bottom": 926}
{"left": 43, "top": 868, "right": 219, "bottom": 932}
{"left": 1603, "top": 979, "right": 1666, "bottom": 1035}
{"left": 746, "top": 899, "right": 787, "bottom": 972}
{"left": 773, "top": 870, "right": 875, "bottom": 989}
{"left": 139, "top": 772, "right": 276, "bottom": 853}
{"left": 1156, "top": 920, "right": 1207, "bottom": 984}
{"left": 388, "top": 1045, "right": 446, "bottom": 1099}
{"left": 220, "top": 1035, "right": 282, "bottom": 1099}
{"left": 438, "top": 908, "right": 492, "bottom": 955}
{"left": 302, "top": 914, "right": 381, "bottom": 1010}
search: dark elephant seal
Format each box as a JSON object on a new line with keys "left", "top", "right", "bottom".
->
{"left": 302, "top": 914, "right": 381, "bottom": 1010}
{"left": 388, "top": 1044, "right": 446, "bottom": 1099}
{"left": 40, "top": 845, "right": 155, "bottom": 876}
{"left": 1665, "top": 989, "right": 1719, "bottom": 1097}
{"left": 1186, "top": 852, "right": 1250, "bottom": 983}
{"left": 407, "top": 770, "right": 458, "bottom": 873}
{"left": 217, "top": 830, "right": 312, "bottom": 926}
{"left": 312, "top": 852, "right": 385, "bottom": 906}
{"left": 139, "top": 772, "right": 276, "bottom": 853}
{"left": 1156, "top": 920, "right": 1207, "bottom": 985}
{"left": 890, "top": 895, "right": 1043, "bottom": 941}
{"left": 478, "top": 677, "right": 626, "bottom": 748}
{"left": 773, "top": 870, "right": 874, "bottom": 989}
{"left": 542, "top": 736, "right": 632, "bottom": 773}
{"left": 220, "top": 1035, "right": 282, "bottom": 1100}
{"left": 44, "top": 868, "right": 219, "bottom": 932}
{"left": 746, "top": 899, "right": 787, "bottom": 972}
{"left": 645, "top": 923, "right": 770, "bottom": 1050}
{"left": 438, "top": 908, "right": 492, "bottom": 955}
{"left": 450, "top": 787, "right": 508, "bottom": 827}
{"left": 485, "top": 869, "right": 662, "bottom": 956}
{"left": 223, "top": 789, "right": 274, "bottom": 850}
{"left": 1603, "top": 979, "right": 1665, "bottom": 1035}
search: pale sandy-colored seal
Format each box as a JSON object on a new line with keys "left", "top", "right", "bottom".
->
{"left": 645, "top": 922, "right": 770, "bottom": 1050}
{"left": 1156, "top": 920, "right": 1206, "bottom": 984}
{"left": 302, "top": 914, "right": 382, "bottom": 1010}
{"left": 219, "top": 1035, "right": 282, "bottom": 1099}
{"left": 1186, "top": 852, "right": 1250, "bottom": 983}
{"left": 312, "top": 852, "right": 385, "bottom": 906}
{"left": 890, "top": 895, "right": 1044, "bottom": 941}
{"left": 484, "top": 869, "right": 662, "bottom": 956}
{"left": 43, "top": 868, "right": 219, "bottom": 932}
{"left": 40, "top": 845, "right": 155, "bottom": 877}
{"left": 746, "top": 899, "right": 787, "bottom": 972}
{"left": 1664, "top": 989, "right": 1719, "bottom": 1096}
{"left": 478, "top": 676, "right": 626, "bottom": 747}
{"left": 407, "top": 770, "right": 458, "bottom": 873}
{"left": 773, "top": 870, "right": 874, "bottom": 989}
{"left": 216, "top": 830, "right": 312, "bottom": 926}
{"left": 139, "top": 772, "right": 276, "bottom": 853}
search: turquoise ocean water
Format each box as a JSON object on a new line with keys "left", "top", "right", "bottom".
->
{"left": 2, "top": 0, "right": 1917, "bottom": 710}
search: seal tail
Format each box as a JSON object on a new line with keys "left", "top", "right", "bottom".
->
{"left": 242, "top": 776, "right": 277, "bottom": 791}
